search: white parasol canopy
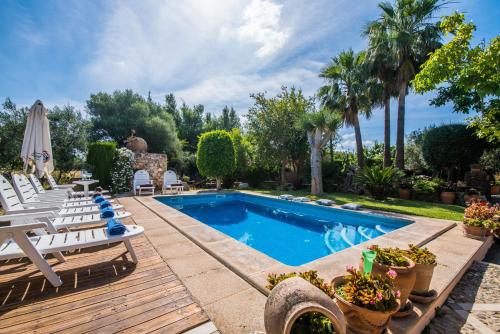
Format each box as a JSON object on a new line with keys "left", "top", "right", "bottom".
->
{"left": 20, "top": 100, "right": 54, "bottom": 177}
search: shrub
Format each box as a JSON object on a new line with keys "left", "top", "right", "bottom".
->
{"left": 336, "top": 267, "right": 399, "bottom": 312}
{"left": 464, "top": 201, "right": 499, "bottom": 229}
{"left": 267, "top": 271, "right": 334, "bottom": 334}
{"left": 196, "top": 130, "right": 236, "bottom": 189}
{"left": 412, "top": 177, "right": 442, "bottom": 198}
{"left": 110, "top": 148, "right": 134, "bottom": 193}
{"left": 422, "top": 124, "right": 487, "bottom": 176}
{"left": 369, "top": 245, "right": 410, "bottom": 267}
{"left": 404, "top": 244, "right": 436, "bottom": 265}
{"left": 354, "top": 166, "right": 404, "bottom": 200}
{"left": 87, "top": 141, "right": 116, "bottom": 189}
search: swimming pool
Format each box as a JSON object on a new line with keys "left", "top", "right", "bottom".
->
{"left": 157, "top": 193, "right": 412, "bottom": 266}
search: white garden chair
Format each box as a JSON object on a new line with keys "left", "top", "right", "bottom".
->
{"left": 0, "top": 218, "right": 144, "bottom": 287}
{"left": 1, "top": 175, "right": 123, "bottom": 217}
{"left": 133, "top": 170, "right": 155, "bottom": 196}
{"left": 162, "top": 170, "right": 184, "bottom": 194}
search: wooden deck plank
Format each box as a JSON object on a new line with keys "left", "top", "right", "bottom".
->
{"left": 0, "top": 225, "right": 209, "bottom": 333}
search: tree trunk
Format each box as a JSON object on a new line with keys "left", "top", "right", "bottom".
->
{"left": 216, "top": 177, "right": 222, "bottom": 190}
{"left": 383, "top": 93, "right": 392, "bottom": 167}
{"left": 395, "top": 82, "right": 406, "bottom": 170}
{"left": 310, "top": 147, "right": 323, "bottom": 195}
{"left": 353, "top": 115, "right": 365, "bottom": 168}
{"left": 280, "top": 162, "right": 287, "bottom": 187}
{"left": 329, "top": 137, "right": 334, "bottom": 162}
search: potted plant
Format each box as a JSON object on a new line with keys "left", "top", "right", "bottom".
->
{"left": 404, "top": 245, "right": 437, "bottom": 302}
{"left": 332, "top": 267, "right": 400, "bottom": 334}
{"left": 398, "top": 178, "right": 412, "bottom": 200}
{"left": 363, "top": 245, "right": 416, "bottom": 316}
{"left": 491, "top": 173, "right": 500, "bottom": 195}
{"left": 354, "top": 166, "right": 404, "bottom": 200}
{"left": 440, "top": 182, "right": 456, "bottom": 204}
{"left": 412, "top": 177, "right": 441, "bottom": 202}
{"left": 464, "top": 188, "right": 481, "bottom": 204}
{"left": 463, "top": 201, "right": 499, "bottom": 238}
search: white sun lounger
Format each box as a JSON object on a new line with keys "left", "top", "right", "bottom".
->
{"left": 0, "top": 175, "right": 123, "bottom": 216}
{"left": 0, "top": 220, "right": 144, "bottom": 287}
{"left": 28, "top": 174, "right": 111, "bottom": 202}
{"left": 133, "top": 170, "right": 155, "bottom": 196}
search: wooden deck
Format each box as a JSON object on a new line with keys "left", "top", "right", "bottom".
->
{"left": 0, "top": 225, "right": 210, "bottom": 333}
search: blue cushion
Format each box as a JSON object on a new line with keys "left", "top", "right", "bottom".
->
{"left": 94, "top": 195, "right": 105, "bottom": 203}
{"left": 106, "top": 219, "right": 126, "bottom": 235}
{"left": 100, "top": 207, "right": 115, "bottom": 218}
{"left": 99, "top": 201, "right": 112, "bottom": 210}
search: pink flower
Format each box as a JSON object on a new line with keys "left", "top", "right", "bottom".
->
{"left": 370, "top": 300, "right": 375, "bottom": 305}
{"left": 395, "top": 290, "right": 401, "bottom": 298}
{"left": 387, "top": 269, "right": 397, "bottom": 279}
{"left": 376, "top": 292, "right": 383, "bottom": 301}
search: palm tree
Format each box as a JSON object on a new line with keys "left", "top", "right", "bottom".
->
{"left": 367, "top": 0, "right": 444, "bottom": 169}
{"left": 319, "top": 49, "right": 379, "bottom": 168}
{"left": 297, "top": 109, "right": 342, "bottom": 195}
{"left": 363, "top": 23, "right": 398, "bottom": 167}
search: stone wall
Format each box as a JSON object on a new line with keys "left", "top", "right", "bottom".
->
{"left": 132, "top": 153, "right": 168, "bottom": 189}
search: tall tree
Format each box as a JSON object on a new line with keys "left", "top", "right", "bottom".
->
{"left": 177, "top": 103, "right": 204, "bottom": 153}
{"left": 319, "top": 49, "right": 378, "bottom": 168}
{"left": 0, "top": 98, "right": 28, "bottom": 170}
{"left": 363, "top": 24, "right": 398, "bottom": 167}
{"left": 247, "top": 87, "right": 309, "bottom": 185}
{"left": 297, "top": 109, "right": 342, "bottom": 195}
{"left": 368, "top": 0, "right": 444, "bottom": 169}
{"left": 413, "top": 12, "right": 500, "bottom": 143}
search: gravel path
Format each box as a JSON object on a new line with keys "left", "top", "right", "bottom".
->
{"left": 426, "top": 241, "right": 500, "bottom": 334}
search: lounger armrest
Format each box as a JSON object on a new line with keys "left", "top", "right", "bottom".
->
{"left": 10, "top": 207, "right": 60, "bottom": 214}
{"left": 0, "top": 211, "right": 57, "bottom": 223}
{"left": 0, "top": 222, "right": 48, "bottom": 233}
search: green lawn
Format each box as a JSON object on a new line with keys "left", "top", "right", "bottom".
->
{"left": 250, "top": 189, "right": 464, "bottom": 221}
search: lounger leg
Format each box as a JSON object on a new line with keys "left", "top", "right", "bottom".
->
{"left": 13, "top": 231, "right": 63, "bottom": 287}
{"left": 124, "top": 239, "right": 138, "bottom": 263}
{"left": 33, "top": 226, "right": 66, "bottom": 263}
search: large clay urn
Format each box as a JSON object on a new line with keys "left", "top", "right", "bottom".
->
{"left": 264, "top": 277, "right": 346, "bottom": 334}
{"left": 361, "top": 256, "right": 416, "bottom": 314}
{"left": 332, "top": 276, "right": 399, "bottom": 334}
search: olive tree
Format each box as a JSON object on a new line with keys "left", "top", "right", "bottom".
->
{"left": 196, "top": 130, "right": 236, "bottom": 190}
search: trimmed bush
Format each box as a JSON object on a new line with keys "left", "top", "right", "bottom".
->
{"left": 196, "top": 130, "right": 236, "bottom": 189}
{"left": 422, "top": 124, "right": 487, "bottom": 177}
{"left": 87, "top": 141, "right": 116, "bottom": 189}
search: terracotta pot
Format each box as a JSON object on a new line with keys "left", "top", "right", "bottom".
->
{"left": 332, "top": 276, "right": 399, "bottom": 334}
{"left": 463, "top": 224, "right": 491, "bottom": 238}
{"left": 362, "top": 256, "right": 416, "bottom": 313}
{"left": 440, "top": 191, "right": 456, "bottom": 204}
{"left": 411, "top": 263, "right": 437, "bottom": 294}
{"left": 491, "top": 185, "right": 500, "bottom": 195}
{"left": 399, "top": 188, "right": 411, "bottom": 200}
{"left": 464, "top": 194, "right": 481, "bottom": 204}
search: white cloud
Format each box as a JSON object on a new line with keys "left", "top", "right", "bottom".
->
{"left": 81, "top": 0, "right": 378, "bottom": 114}
{"left": 338, "top": 132, "right": 375, "bottom": 151}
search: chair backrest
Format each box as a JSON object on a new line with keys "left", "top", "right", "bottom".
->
{"left": 133, "top": 170, "right": 151, "bottom": 188}
{"left": 0, "top": 175, "right": 25, "bottom": 212}
{"left": 12, "top": 174, "right": 40, "bottom": 203}
{"left": 29, "top": 174, "right": 46, "bottom": 194}
{"left": 46, "top": 174, "right": 59, "bottom": 190}
{"left": 163, "top": 170, "right": 179, "bottom": 187}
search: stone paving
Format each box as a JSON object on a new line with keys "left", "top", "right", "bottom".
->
{"left": 427, "top": 254, "right": 500, "bottom": 334}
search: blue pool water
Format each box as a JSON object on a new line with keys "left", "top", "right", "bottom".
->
{"left": 157, "top": 193, "right": 411, "bottom": 266}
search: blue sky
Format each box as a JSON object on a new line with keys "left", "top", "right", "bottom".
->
{"left": 1, "top": 0, "right": 499, "bottom": 150}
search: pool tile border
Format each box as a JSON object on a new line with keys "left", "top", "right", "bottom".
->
{"left": 136, "top": 191, "right": 456, "bottom": 295}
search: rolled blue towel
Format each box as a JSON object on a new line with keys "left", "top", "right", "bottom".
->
{"left": 94, "top": 195, "right": 105, "bottom": 203}
{"left": 99, "top": 201, "right": 112, "bottom": 210}
{"left": 106, "top": 219, "right": 126, "bottom": 236}
{"left": 100, "top": 207, "right": 115, "bottom": 218}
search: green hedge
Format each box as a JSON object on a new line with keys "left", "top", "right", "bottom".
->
{"left": 87, "top": 141, "right": 116, "bottom": 189}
